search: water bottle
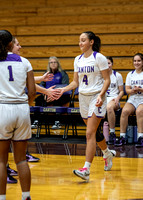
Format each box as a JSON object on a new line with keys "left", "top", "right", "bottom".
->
{"left": 133, "top": 126, "right": 138, "bottom": 143}
{"left": 126, "top": 125, "right": 134, "bottom": 144}
{"left": 103, "top": 121, "right": 109, "bottom": 142}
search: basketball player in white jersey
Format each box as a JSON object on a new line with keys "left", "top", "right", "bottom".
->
{"left": 12, "top": 37, "right": 53, "bottom": 83}
{"left": 6, "top": 37, "right": 61, "bottom": 184}
{"left": 115, "top": 53, "right": 143, "bottom": 147}
{"left": 58, "top": 31, "right": 116, "bottom": 181}
{"left": 12, "top": 37, "right": 58, "bottom": 101}
{"left": 106, "top": 56, "right": 124, "bottom": 145}
{"left": 0, "top": 30, "right": 36, "bottom": 200}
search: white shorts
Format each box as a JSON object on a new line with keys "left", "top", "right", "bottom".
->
{"left": 127, "top": 96, "right": 143, "bottom": 109}
{"left": 107, "top": 96, "right": 120, "bottom": 107}
{"left": 79, "top": 93, "right": 107, "bottom": 119}
{"left": 0, "top": 104, "right": 31, "bottom": 141}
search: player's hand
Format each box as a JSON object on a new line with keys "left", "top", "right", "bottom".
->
{"left": 45, "top": 85, "right": 61, "bottom": 102}
{"left": 56, "top": 88, "right": 65, "bottom": 99}
{"left": 42, "top": 72, "right": 54, "bottom": 82}
{"left": 95, "top": 95, "right": 103, "bottom": 107}
{"left": 131, "top": 86, "right": 139, "bottom": 94}
{"left": 114, "top": 97, "right": 119, "bottom": 106}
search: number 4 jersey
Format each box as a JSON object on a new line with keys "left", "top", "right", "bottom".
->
{"left": 74, "top": 51, "right": 109, "bottom": 95}
{"left": 0, "top": 52, "right": 32, "bottom": 103}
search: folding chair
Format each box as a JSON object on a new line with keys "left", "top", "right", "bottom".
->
{"left": 36, "top": 106, "right": 68, "bottom": 138}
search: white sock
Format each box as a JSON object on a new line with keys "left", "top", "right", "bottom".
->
{"left": 83, "top": 161, "right": 91, "bottom": 170}
{"left": 110, "top": 128, "right": 115, "bottom": 133}
{"left": 137, "top": 133, "right": 143, "bottom": 139}
{"left": 102, "top": 147, "right": 110, "bottom": 157}
{"left": 22, "top": 192, "right": 30, "bottom": 200}
{"left": 120, "top": 133, "right": 126, "bottom": 138}
{"left": 0, "top": 195, "right": 6, "bottom": 200}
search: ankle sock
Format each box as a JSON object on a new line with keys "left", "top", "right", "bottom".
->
{"left": 137, "top": 133, "right": 143, "bottom": 139}
{"left": 0, "top": 195, "right": 6, "bottom": 200}
{"left": 120, "top": 133, "right": 126, "bottom": 138}
{"left": 83, "top": 161, "right": 91, "bottom": 170}
{"left": 102, "top": 147, "right": 110, "bottom": 157}
{"left": 110, "top": 128, "right": 115, "bottom": 134}
{"left": 22, "top": 192, "right": 30, "bottom": 200}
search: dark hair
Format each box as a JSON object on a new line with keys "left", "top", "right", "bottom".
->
{"left": 0, "top": 30, "right": 12, "bottom": 60}
{"left": 133, "top": 53, "right": 143, "bottom": 61}
{"left": 83, "top": 31, "right": 101, "bottom": 52}
{"left": 106, "top": 56, "right": 113, "bottom": 65}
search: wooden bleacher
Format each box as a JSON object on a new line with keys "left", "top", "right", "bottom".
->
{"left": 0, "top": 0, "right": 141, "bottom": 137}
{"left": 0, "top": 0, "right": 143, "bottom": 109}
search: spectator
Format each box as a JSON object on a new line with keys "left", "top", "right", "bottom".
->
{"left": 34, "top": 56, "right": 70, "bottom": 129}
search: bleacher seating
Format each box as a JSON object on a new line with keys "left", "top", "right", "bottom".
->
{"left": 0, "top": 0, "right": 142, "bottom": 137}
{"left": 0, "top": 0, "right": 142, "bottom": 84}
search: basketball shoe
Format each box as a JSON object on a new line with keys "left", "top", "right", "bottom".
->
{"left": 103, "top": 150, "right": 116, "bottom": 171}
{"left": 73, "top": 167, "right": 90, "bottom": 181}
{"left": 7, "top": 164, "right": 18, "bottom": 176}
{"left": 26, "top": 152, "right": 40, "bottom": 162}
{"left": 108, "top": 133, "right": 116, "bottom": 145}
{"left": 135, "top": 137, "right": 143, "bottom": 148}
{"left": 114, "top": 136, "right": 127, "bottom": 146}
{"left": 7, "top": 174, "right": 17, "bottom": 184}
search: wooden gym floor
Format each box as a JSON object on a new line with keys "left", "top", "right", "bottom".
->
{"left": 6, "top": 131, "right": 143, "bottom": 200}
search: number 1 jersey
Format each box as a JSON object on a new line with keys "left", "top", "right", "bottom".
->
{"left": 0, "top": 52, "right": 32, "bottom": 103}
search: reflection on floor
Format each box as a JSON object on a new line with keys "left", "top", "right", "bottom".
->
{"left": 27, "top": 141, "right": 143, "bottom": 159}
{"left": 7, "top": 152, "right": 143, "bottom": 200}
{"left": 8, "top": 132, "right": 143, "bottom": 200}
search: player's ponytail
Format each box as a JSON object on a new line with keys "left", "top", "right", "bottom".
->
{"left": 0, "top": 30, "right": 12, "bottom": 60}
{"left": 83, "top": 31, "right": 101, "bottom": 52}
{"left": 92, "top": 35, "right": 101, "bottom": 52}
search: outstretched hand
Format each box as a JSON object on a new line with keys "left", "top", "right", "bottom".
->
{"left": 45, "top": 86, "right": 63, "bottom": 102}
{"left": 42, "top": 72, "right": 54, "bottom": 82}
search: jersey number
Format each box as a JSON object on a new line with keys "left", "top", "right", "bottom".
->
{"left": 8, "top": 66, "right": 14, "bottom": 81}
{"left": 83, "top": 75, "right": 88, "bottom": 85}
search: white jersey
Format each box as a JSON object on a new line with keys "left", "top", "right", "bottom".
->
{"left": 107, "top": 70, "right": 123, "bottom": 97}
{"left": 0, "top": 52, "right": 32, "bottom": 103}
{"left": 74, "top": 51, "right": 108, "bottom": 95}
{"left": 126, "top": 70, "right": 143, "bottom": 99}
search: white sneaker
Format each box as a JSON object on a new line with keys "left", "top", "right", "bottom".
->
{"left": 103, "top": 150, "right": 116, "bottom": 171}
{"left": 52, "top": 121, "right": 62, "bottom": 129}
{"left": 73, "top": 167, "right": 90, "bottom": 180}
{"left": 31, "top": 120, "right": 38, "bottom": 129}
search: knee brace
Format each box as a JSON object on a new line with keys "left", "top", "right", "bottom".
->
{"left": 96, "top": 128, "right": 104, "bottom": 142}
